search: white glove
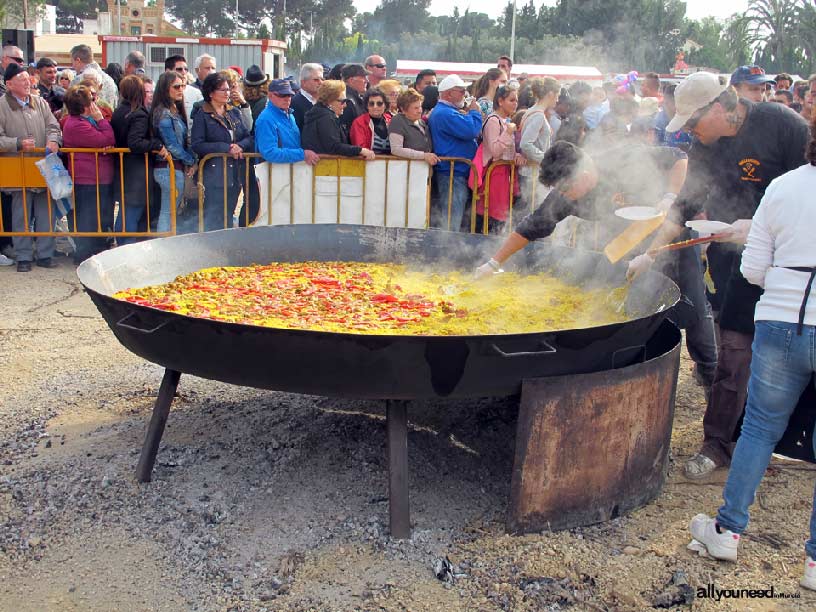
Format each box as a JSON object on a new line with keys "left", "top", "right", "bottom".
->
{"left": 627, "top": 252, "right": 655, "bottom": 281}
{"left": 715, "top": 219, "right": 752, "bottom": 245}
{"left": 655, "top": 192, "right": 677, "bottom": 212}
{"left": 475, "top": 258, "right": 503, "bottom": 279}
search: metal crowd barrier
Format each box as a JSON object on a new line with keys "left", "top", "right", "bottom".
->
{"left": 194, "top": 153, "right": 537, "bottom": 236}
{"left": 1, "top": 148, "right": 537, "bottom": 241}
{"left": 0, "top": 148, "right": 177, "bottom": 238}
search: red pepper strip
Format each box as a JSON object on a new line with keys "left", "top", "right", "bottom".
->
{"left": 370, "top": 294, "right": 399, "bottom": 303}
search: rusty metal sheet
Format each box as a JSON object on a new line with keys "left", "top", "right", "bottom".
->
{"left": 507, "top": 327, "right": 681, "bottom": 534}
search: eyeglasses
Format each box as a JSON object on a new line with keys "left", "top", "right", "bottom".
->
{"left": 174, "top": 66, "right": 189, "bottom": 73}
{"left": 171, "top": 84, "right": 185, "bottom": 90}
{"left": 684, "top": 102, "right": 713, "bottom": 131}
{"left": 368, "top": 100, "right": 384, "bottom": 107}
{"left": 338, "top": 98, "right": 348, "bottom": 105}
{"left": 8, "top": 56, "right": 24, "bottom": 64}
{"left": 369, "top": 63, "right": 386, "bottom": 69}
{"left": 272, "top": 92, "right": 293, "bottom": 98}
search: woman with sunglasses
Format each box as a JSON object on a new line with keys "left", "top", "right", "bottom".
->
{"left": 191, "top": 72, "right": 253, "bottom": 231}
{"left": 349, "top": 88, "right": 391, "bottom": 154}
{"left": 62, "top": 84, "right": 116, "bottom": 263}
{"left": 301, "top": 80, "right": 375, "bottom": 159}
{"left": 58, "top": 70, "right": 75, "bottom": 90}
{"left": 151, "top": 71, "right": 196, "bottom": 233}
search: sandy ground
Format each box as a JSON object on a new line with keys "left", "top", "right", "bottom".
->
{"left": 1, "top": 254, "right": 815, "bottom": 612}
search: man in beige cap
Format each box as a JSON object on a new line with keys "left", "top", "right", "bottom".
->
{"left": 629, "top": 70, "right": 809, "bottom": 479}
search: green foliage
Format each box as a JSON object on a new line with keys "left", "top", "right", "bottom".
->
{"left": 155, "top": 0, "right": 815, "bottom": 76}
{"left": 1, "top": 0, "right": 46, "bottom": 28}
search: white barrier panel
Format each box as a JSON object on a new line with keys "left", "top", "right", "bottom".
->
{"left": 253, "top": 159, "right": 429, "bottom": 228}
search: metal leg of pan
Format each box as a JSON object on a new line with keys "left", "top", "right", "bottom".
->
{"left": 386, "top": 400, "right": 411, "bottom": 539}
{"left": 136, "top": 369, "right": 181, "bottom": 483}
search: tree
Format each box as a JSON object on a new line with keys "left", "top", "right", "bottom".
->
{"left": 745, "top": 0, "right": 803, "bottom": 72}
{"left": 722, "top": 15, "right": 753, "bottom": 68}
{"left": 1, "top": 0, "right": 46, "bottom": 29}
{"left": 370, "top": 0, "right": 431, "bottom": 40}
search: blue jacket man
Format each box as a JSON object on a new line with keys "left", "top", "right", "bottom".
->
{"left": 427, "top": 74, "right": 482, "bottom": 230}
{"left": 255, "top": 79, "right": 320, "bottom": 166}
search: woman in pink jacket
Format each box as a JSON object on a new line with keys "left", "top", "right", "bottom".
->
{"left": 473, "top": 85, "right": 525, "bottom": 234}
{"left": 62, "top": 85, "right": 116, "bottom": 264}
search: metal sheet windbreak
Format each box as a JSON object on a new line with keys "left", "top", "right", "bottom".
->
{"left": 102, "top": 40, "right": 273, "bottom": 83}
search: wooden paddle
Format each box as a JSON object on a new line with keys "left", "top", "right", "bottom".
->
{"left": 646, "top": 233, "right": 729, "bottom": 257}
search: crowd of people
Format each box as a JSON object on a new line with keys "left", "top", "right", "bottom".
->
{"left": 2, "top": 37, "right": 816, "bottom": 594}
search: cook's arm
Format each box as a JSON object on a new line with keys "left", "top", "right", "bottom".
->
{"left": 475, "top": 232, "right": 529, "bottom": 278}
{"left": 493, "top": 232, "right": 529, "bottom": 264}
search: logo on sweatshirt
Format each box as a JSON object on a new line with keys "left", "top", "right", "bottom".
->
{"left": 739, "top": 158, "right": 761, "bottom": 182}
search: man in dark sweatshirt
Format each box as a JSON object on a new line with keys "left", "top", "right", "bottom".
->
{"left": 629, "top": 71, "right": 810, "bottom": 479}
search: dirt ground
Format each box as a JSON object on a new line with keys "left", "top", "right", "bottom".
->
{"left": 1, "top": 254, "right": 815, "bottom": 612}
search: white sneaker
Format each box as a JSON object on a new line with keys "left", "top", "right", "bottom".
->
{"left": 0, "top": 253, "right": 14, "bottom": 266}
{"left": 689, "top": 513, "right": 740, "bottom": 562}
{"left": 801, "top": 556, "right": 816, "bottom": 591}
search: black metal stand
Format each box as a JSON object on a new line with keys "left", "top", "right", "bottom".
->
{"left": 386, "top": 400, "right": 410, "bottom": 539}
{"left": 136, "top": 369, "right": 181, "bottom": 483}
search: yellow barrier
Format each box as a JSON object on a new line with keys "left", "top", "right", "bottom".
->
{"left": 1, "top": 148, "right": 537, "bottom": 240}
{"left": 0, "top": 148, "right": 177, "bottom": 238}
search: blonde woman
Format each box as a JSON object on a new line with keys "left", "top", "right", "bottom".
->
{"left": 519, "top": 77, "right": 559, "bottom": 208}
{"left": 58, "top": 69, "right": 75, "bottom": 89}
{"left": 376, "top": 79, "right": 402, "bottom": 115}
{"left": 301, "top": 80, "right": 375, "bottom": 159}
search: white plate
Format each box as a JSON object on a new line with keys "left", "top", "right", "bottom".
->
{"left": 685, "top": 220, "right": 731, "bottom": 236}
{"left": 614, "top": 206, "right": 662, "bottom": 221}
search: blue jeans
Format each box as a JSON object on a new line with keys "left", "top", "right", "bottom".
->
{"left": 432, "top": 173, "right": 470, "bottom": 231}
{"left": 154, "top": 167, "right": 184, "bottom": 234}
{"left": 717, "top": 320, "right": 816, "bottom": 557}
{"left": 114, "top": 204, "right": 146, "bottom": 245}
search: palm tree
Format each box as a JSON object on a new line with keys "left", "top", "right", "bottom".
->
{"left": 745, "top": 0, "right": 804, "bottom": 71}
{"left": 723, "top": 15, "right": 753, "bottom": 68}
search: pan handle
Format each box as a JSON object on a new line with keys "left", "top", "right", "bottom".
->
{"left": 486, "top": 339, "right": 557, "bottom": 358}
{"left": 117, "top": 312, "right": 169, "bottom": 334}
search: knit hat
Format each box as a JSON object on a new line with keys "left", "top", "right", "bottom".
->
{"left": 4, "top": 62, "right": 26, "bottom": 84}
{"left": 244, "top": 65, "right": 267, "bottom": 86}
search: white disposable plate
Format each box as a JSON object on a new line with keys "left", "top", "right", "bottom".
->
{"left": 685, "top": 220, "right": 731, "bottom": 235}
{"left": 614, "top": 206, "right": 662, "bottom": 221}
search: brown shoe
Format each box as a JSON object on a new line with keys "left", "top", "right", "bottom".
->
{"left": 36, "top": 258, "right": 58, "bottom": 268}
{"left": 16, "top": 261, "right": 32, "bottom": 272}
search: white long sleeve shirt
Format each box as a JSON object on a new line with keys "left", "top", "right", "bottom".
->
{"left": 741, "top": 163, "right": 816, "bottom": 326}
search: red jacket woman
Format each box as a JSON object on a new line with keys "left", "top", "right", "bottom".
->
{"left": 349, "top": 88, "right": 392, "bottom": 154}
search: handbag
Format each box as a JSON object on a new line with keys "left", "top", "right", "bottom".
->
{"left": 183, "top": 171, "right": 198, "bottom": 201}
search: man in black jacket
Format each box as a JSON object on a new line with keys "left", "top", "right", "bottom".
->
{"left": 339, "top": 64, "right": 368, "bottom": 132}
{"left": 291, "top": 63, "right": 323, "bottom": 132}
{"left": 629, "top": 72, "right": 810, "bottom": 479}
{"left": 35, "top": 57, "right": 65, "bottom": 115}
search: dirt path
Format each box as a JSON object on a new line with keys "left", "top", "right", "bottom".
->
{"left": 1, "top": 257, "right": 814, "bottom": 611}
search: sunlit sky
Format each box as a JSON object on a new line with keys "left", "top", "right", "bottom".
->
{"left": 352, "top": 0, "right": 750, "bottom": 21}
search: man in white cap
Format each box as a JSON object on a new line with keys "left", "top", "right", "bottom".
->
{"left": 427, "top": 74, "right": 481, "bottom": 230}
{"left": 629, "top": 71, "right": 809, "bottom": 481}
